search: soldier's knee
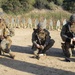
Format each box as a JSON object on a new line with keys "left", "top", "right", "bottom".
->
{"left": 45, "top": 40, "right": 55, "bottom": 50}
{"left": 49, "top": 39, "right": 55, "bottom": 47}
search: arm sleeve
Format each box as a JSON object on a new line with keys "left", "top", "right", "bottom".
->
{"left": 60, "top": 25, "right": 68, "bottom": 41}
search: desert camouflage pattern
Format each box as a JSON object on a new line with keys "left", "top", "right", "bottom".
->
{"left": 0, "top": 17, "right": 15, "bottom": 58}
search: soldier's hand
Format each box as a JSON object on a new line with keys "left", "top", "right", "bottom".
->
{"left": 72, "top": 37, "right": 75, "bottom": 41}
{"left": 40, "top": 45, "right": 44, "bottom": 50}
{"left": 36, "top": 44, "right": 40, "bottom": 48}
{"left": 73, "top": 37, "right": 75, "bottom": 40}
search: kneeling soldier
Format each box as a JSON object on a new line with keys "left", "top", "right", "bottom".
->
{"left": 32, "top": 22, "right": 55, "bottom": 59}
{"left": 0, "top": 17, "right": 15, "bottom": 59}
{"left": 60, "top": 14, "right": 75, "bottom": 62}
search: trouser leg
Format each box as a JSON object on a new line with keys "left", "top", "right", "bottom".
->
{"left": 32, "top": 47, "right": 39, "bottom": 56}
{"left": 65, "top": 42, "right": 72, "bottom": 58}
{"left": 71, "top": 41, "right": 75, "bottom": 53}
{"left": 1, "top": 39, "right": 15, "bottom": 58}
{"left": 42, "top": 39, "right": 55, "bottom": 53}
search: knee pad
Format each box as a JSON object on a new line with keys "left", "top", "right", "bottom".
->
{"left": 1, "top": 39, "right": 7, "bottom": 50}
{"left": 1, "top": 39, "right": 10, "bottom": 53}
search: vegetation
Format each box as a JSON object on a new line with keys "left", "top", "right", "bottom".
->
{"left": 0, "top": 0, "right": 75, "bottom": 14}
{"left": 63, "top": 0, "right": 75, "bottom": 13}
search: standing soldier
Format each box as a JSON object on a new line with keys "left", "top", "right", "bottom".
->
{"left": 49, "top": 19, "right": 53, "bottom": 30}
{"left": 21, "top": 17, "right": 26, "bottom": 28}
{"left": 60, "top": 14, "right": 75, "bottom": 62}
{"left": 11, "top": 17, "right": 15, "bottom": 28}
{"left": 5, "top": 17, "right": 10, "bottom": 28}
{"left": 34, "top": 18, "right": 39, "bottom": 28}
{"left": 28, "top": 18, "right": 32, "bottom": 28}
{"left": 32, "top": 22, "right": 55, "bottom": 59}
{"left": 63, "top": 19, "right": 67, "bottom": 26}
{"left": 0, "top": 17, "right": 15, "bottom": 59}
{"left": 56, "top": 20, "right": 61, "bottom": 31}
{"left": 15, "top": 16, "right": 20, "bottom": 28}
{"left": 43, "top": 18, "right": 47, "bottom": 29}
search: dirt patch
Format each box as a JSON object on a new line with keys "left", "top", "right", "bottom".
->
{"left": 0, "top": 28, "right": 75, "bottom": 75}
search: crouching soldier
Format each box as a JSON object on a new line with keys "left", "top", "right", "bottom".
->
{"left": 60, "top": 14, "right": 75, "bottom": 62}
{"left": 32, "top": 22, "right": 55, "bottom": 59}
{"left": 0, "top": 17, "right": 15, "bottom": 59}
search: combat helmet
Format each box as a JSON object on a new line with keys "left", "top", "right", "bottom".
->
{"left": 69, "top": 14, "right": 75, "bottom": 22}
{"left": 37, "top": 22, "right": 44, "bottom": 29}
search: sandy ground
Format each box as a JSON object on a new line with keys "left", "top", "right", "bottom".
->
{"left": 0, "top": 28, "right": 75, "bottom": 75}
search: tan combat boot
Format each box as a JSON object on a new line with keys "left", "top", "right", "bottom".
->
{"left": 9, "top": 52, "right": 15, "bottom": 59}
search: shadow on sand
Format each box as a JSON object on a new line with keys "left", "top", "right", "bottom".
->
{"left": 11, "top": 45, "right": 75, "bottom": 62}
{"left": 0, "top": 58, "right": 75, "bottom": 75}
{"left": 11, "top": 45, "right": 63, "bottom": 58}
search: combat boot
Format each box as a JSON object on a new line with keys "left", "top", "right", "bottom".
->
{"left": 65, "top": 57, "right": 71, "bottom": 62}
{"left": 9, "top": 52, "right": 15, "bottom": 59}
{"left": 34, "top": 49, "right": 39, "bottom": 56}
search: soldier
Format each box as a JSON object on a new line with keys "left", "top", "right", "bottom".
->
{"left": 28, "top": 18, "right": 32, "bottom": 28}
{"left": 5, "top": 17, "right": 10, "bottom": 28}
{"left": 43, "top": 18, "right": 47, "bottom": 29}
{"left": 60, "top": 14, "right": 75, "bottom": 62}
{"left": 11, "top": 17, "right": 15, "bottom": 28}
{"left": 0, "top": 17, "right": 15, "bottom": 59}
{"left": 49, "top": 19, "right": 53, "bottom": 30}
{"left": 15, "top": 16, "right": 20, "bottom": 28}
{"left": 56, "top": 20, "right": 61, "bottom": 31}
{"left": 21, "top": 17, "right": 26, "bottom": 28}
{"left": 63, "top": 19, "right": 67, "bottom": 26}
{"left": 32, "top": 22, "right": 55, "bottom": 59}
{"left": 34, "top": 18, "right": 39, "bottom": 28}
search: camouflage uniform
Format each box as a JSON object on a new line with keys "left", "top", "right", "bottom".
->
{"left": 0, "top": 17, "right": 15, "bottom": 59}
{"left": 32, "top": 22, "right": 55, "bottom": 57}
{"left": 60, "top": 14, "right": 75, "bottom": 61}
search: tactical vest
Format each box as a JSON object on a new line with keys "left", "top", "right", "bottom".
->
{"left": 38, "top": 31, "right": 45, "bottom": 40}
{"left": 36, "top": 30, "right": 46, "bottom": 45}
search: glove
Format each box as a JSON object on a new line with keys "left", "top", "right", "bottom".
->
{"left": 36, "top": 44, "right": 40, "bottom": 48}
{"left": 40, "top": 45, "right": 44, "bottom": 50}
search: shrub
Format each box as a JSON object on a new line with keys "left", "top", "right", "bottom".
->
{"left": 2, "top": 0, "right": 23, "bottom": 14}
{"left": 63, "top": 0, "right": 75, "bottom": 13}
{"left": 55, "top": 0, "right": 63, "bottom": 6}
{"left": 47, "top": 2, "right": 57, "bottom": 10}
{"left": 34, "top": 0, "right": 48, "bottom": 9}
